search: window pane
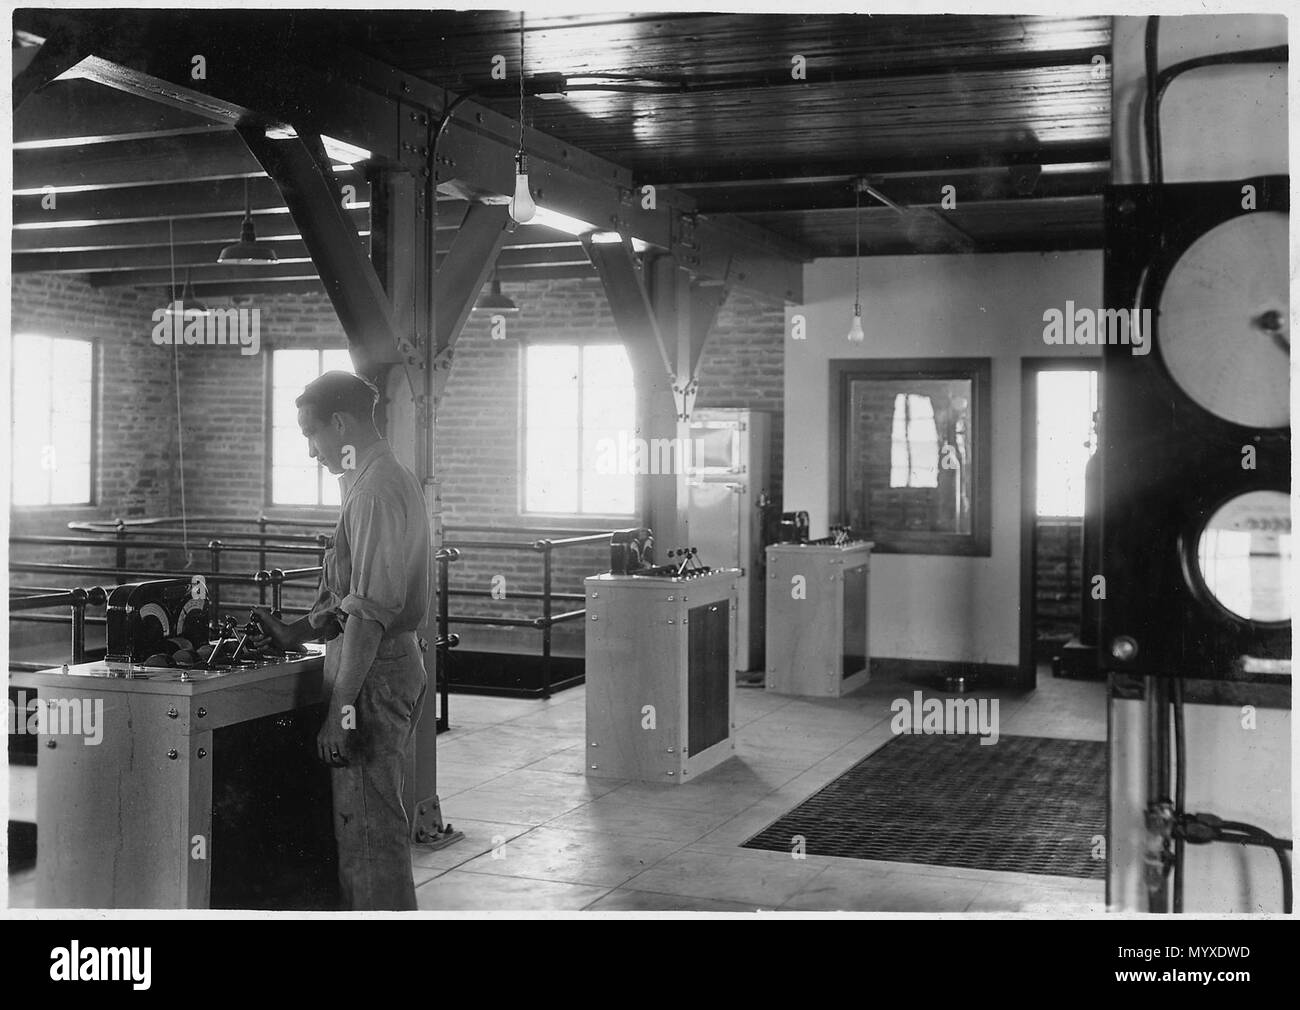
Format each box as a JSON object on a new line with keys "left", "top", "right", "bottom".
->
{"left": 525, "top": 345, "right": 580, "bottom": 513}
{"left": 273, "top": 426, "right": 307, "bottom": 467}
{"left": 273, "top": 466, "right": 318, "bottom": 505}
{"left": 273, "top": 349, "right": 319, "bottom": 390}
{"left": 524, "top": 343, "right": 636, "bottom": 516}
{"left": 1036, "top": 370, "right": 1099, "bottom": 517}
{"left": 10, "top": 334, "right": 92, "bottom": 505}
{"left": 321, "top": 473, "right": 341, "bottom": 507}
{"left": 51, "top": 462, "right": 91, "bottom": 504}
{"left": 269, "top": 348, "right": 352, "bottom": 506}
{"left": 322, "top": 349, "right": 353, "bottom": 373}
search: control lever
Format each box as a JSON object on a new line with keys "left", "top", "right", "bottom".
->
{"left": 207, "top": 616, "right": 239, "bottom": 664}
{"left": 229, "top": 612, "right": 261, "bottom": 663}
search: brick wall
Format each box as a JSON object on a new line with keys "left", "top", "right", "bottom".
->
{"left": 694, "top": 287, "right": 787, "bottom": 501}
{"left": 9, "top": 274, "right": 174, "bottom": 572}
{"left": 10, "top": 273, "right": 786, "bottom": 654}
{"left": 434, "top": 278, "right": 785, "bottom": 650}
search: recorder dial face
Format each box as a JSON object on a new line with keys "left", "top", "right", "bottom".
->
{"left": 1195, "top": 490, "right": 1291, "bottom": 625}
{"left": 1156, "top": 210, "right": 1289, "bottom": 429}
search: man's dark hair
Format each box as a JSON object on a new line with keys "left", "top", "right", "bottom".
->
{"left": 296, "top": 370, "right": 379, "bottom": 426}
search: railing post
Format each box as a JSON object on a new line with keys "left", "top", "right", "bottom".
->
{"left": 270, "top": 568, "right": 284, "bottom": 614}
{"left": 114, "top": 517, "right": 127, "bottom": 573}
{"left": 208, "top": 539, "right": 223, "bottom": 632}
{"left": 257, "top": 515, "right": 269, "bottom": 604}
{"left": 437, "top": 548, "right": 455, "bottom": 733}
{"left": 541, "top": 543, "right": 553, "bottom": 700}
{"left": 69, "top": 588, "right": 87, "bottom": 665}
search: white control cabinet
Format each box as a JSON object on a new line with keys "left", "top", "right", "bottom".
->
{"left": 584, "top": 569, "right": 739, "bottom": 783}
{"left": 765, "top": 540, "right": 873, "bottom": 697}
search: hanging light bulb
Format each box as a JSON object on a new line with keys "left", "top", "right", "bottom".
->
{"left": 509, "top": 152, "right": 536, "bottom": 224}
{"left": 508, "top": 13, "right": 536, "bottom": 225}
{"left": 847, "top": 305, "right": 865, "bottom": 343}
{"left": 847, "top": 176, "right": 865, "bottom": 342}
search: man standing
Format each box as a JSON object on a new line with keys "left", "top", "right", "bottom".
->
{"left": 253, "top": 370, "right": 430, "bottom": 910}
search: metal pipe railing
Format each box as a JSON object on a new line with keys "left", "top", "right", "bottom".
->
{"left": 433, "top": 527, "right": 637, "bottom": 700}
{"left": 8, "top": 585, "right": 108, "bottom": 664}
{"left": 10, "top": 535, "right": 328, "bottom": 554}
{"left": 68, "top": 514, "right": 337, "bottom": 532}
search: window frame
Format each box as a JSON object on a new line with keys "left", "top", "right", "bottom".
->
{"left": 518, "top": 338, "right": 639, "bottom": 521}
{"left": 830, "top": 357, "right": 992, "bottom": 557}
{"left": 9, "top": 332, "right": 98, "bottom": 509}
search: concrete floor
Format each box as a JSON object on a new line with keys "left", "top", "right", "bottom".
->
{"left": 7, "top": 667, "right": 1108, "bottom": 913}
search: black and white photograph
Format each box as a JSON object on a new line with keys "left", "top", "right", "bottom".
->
{"left": 1, "top": 1, "right": 1292, "bottom": 933}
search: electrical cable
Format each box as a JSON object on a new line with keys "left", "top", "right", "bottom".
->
{"left": 1172, "top": 677, "right": 1186, "bottom": 912}
{"left": 1143, "top": 16, "right": 1161, "bottom": 184}
{"left": 1175, "top": 812, "right": 1293, "bottom": 913}
{"left": 166, "top": 218, "right": 193, "bottom": 567}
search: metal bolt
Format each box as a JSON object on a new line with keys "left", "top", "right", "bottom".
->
{"left": 591, "top": 614, "right": 599, "bottom": 621}
{"left": 667, "top": 595, "right": 675, "bottom": 601}
{"left": 167, "top": 706, "right": 178, "bottom": 719}
{"left": 590, "top": 741, "right": 598, "bottom": 747}
{"left": 590, "top": 765, "right": 598, "bottom": 770}
{"left": 667, "top": 747, "right": 674, "bottom": 753}
{"left": 46, "top": 739, "right": 56, "bottom": 749}
{"left": 197, "top": 748, "right": 207, "bottom": 759}
{"left": 167, "top": 749, "right": 178, "bottom": 760}
{"left": 196, "top": 707, "right": 206, "bottom": 718}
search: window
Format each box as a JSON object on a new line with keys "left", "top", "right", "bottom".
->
{"left": 832, "top": 358, "right": 991, "bottom": 556}
{"left": 1035, "top": 369, "right": 1098, "bottom": 518}
{"left": 889, "top": 393, "right": 940, "bottom": 488}
{"left": 269, "top": 348, "right": 353, "bottom": 506}
{"left": 10, "top": 334, "right": 94, "bottom": 506}
{"left": 523, "top": 342, "right": 636, "bottom": 515}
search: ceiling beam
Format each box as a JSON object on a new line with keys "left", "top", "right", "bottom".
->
{"left": 433, "top": 203, "right": 510, "bottom": 356}
{"left": 678, "top": 169, "right": 1108, "bottom": 214}
{"left": 581, "top": 236, "right": 674, "bottom": 384}
{"left": 236, "top": 124, "right": 410, "bottom": 371}
{"left": 15, "top": 78, "right": 219, "bottom": 145}
{"left": 11, "top": 214, "right": 575, "bottom": 255}
{"left": 18, "top": 9, "right": 805, "bottom": 304}
{"left": 182, "top": 264, "right": 597, "bottom": 297}
{"left": 12, "top": 24, "right": 91, "bottom": 108}
{"left": 31, "top": 240, "right": 587, "bottom": 278}
{"left": 13, "top": 177, "right": 372, "bottom": 227}
{"left": 466, "top": 44, "right": 1111, "bottom": 100}
{"left": 11, "top": 208, "right": 370, "bottom": 252}
{"left": 88, "top": 263, "right": 320, "bottom": 288}
{"left": 188, "top": 280, "right": 326, "bottom": 298}
{"left": 15, "top": 131, "right": 275, "bottom": 192}
{"left": 644, "top": 142, "right": 1112, "bottom": 187}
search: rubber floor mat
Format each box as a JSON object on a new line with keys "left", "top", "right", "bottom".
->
{"left": 742, "top": 734, "right": 1106, "bottom": 879}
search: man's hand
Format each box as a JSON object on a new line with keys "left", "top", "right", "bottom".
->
{"left": 317, "top": 708, "right": 353, "bottom": 767}
{"left": 249, "top": 607, "right": 292, "bottom": 652}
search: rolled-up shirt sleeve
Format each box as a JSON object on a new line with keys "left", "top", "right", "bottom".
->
{"left": 339, "top": 492, "right": 408, "bottom": 632}
{"left": 306, "top": 578, "right": 342, "bottom": 632}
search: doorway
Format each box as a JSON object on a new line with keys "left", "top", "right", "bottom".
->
{"left": 1020, "top": 360, "right": 1100, "bottom": 686}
